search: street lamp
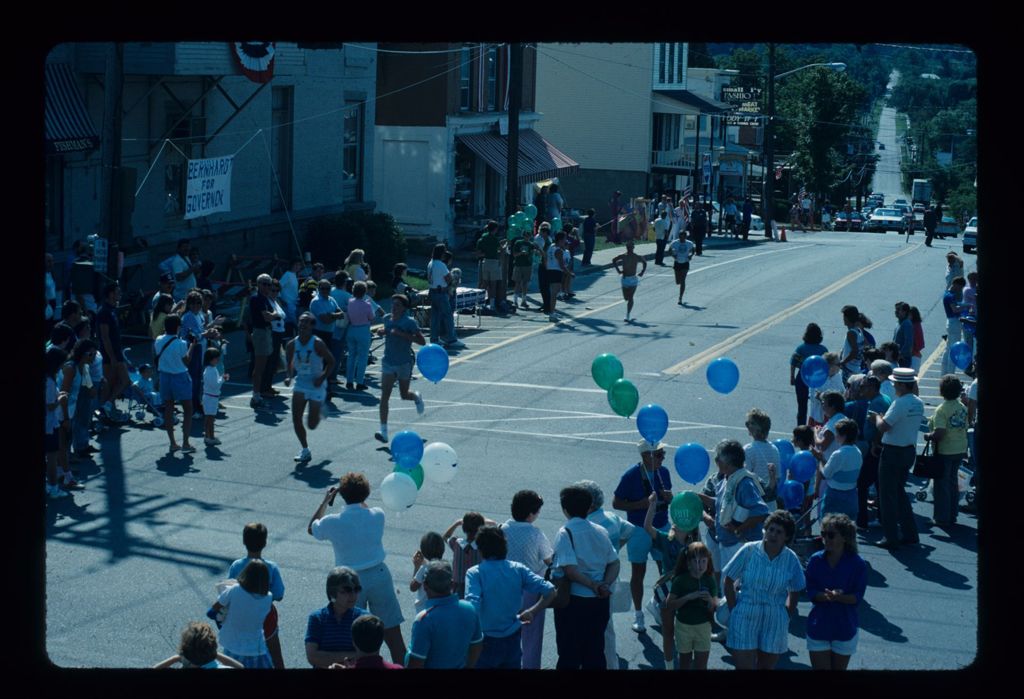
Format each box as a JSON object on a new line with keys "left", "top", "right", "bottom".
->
{"left": 762, "top": 54, "right": 847, "bottom": 231}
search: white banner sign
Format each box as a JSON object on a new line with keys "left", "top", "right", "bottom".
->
{"left": 184, "top": 156, "right": 233, "bottom": 220}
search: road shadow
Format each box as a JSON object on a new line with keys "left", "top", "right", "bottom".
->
{"left": 253, "top": 404, "right": 286, "bottom": 426}
{"left": 893, "top": 543, "right": 972, "bottom": 589}
{"left": 774, "top": 648, "right": 812, "bottom": 670}
{"left": 204, "top": 445, "right": 227, "bottom": 461}
{"left": 46, "top": 495, "right": 98, "bottom": 526}
{"left": 865, "top": 561, "right": 889, "bottom": 588}
{"left": 928, "top": 523, "right": 977, "bottom": 553}
{"left": 293, "top": 460, "right": 337, "bottom": 489}
{"left": 334, "top": 391, "right": 380, "bottom": 407}
{"left": 788, "top": 610, "right": 807, "bottom": 639}
{"left": 156, "top": 453, "right": 202, "bottom": 477}
{"left": 679, "top": 302, "right": 707, "bottom": 311}
{"left": 632, "top": 630, "right": 669, "bottom": 670}
{"left": 857, "top": 598, "right": 907, "bottom": 642}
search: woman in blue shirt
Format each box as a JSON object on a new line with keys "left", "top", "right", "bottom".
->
{"left": 805, "top": 513, "right": 867, "bottom": 670}
{"left": 790, "top": 323, "right": 828, "bottom": 426}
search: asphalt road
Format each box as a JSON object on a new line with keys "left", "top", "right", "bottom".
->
{"left": 45, "top": 230, "right": 978, "bottom": 670}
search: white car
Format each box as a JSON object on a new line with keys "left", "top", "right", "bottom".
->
{"left": 962, "top": 217, "right": 977, "bottom": 253}
{"left": 749, "top": 214, "right": 765, "bottom": 231}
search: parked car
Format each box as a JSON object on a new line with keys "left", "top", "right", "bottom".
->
{"left": 834, "top": 211, "right": 850, "bottom": 231}
{"left": 962, "top": 217, "right": 977, "bottom": 254}
{"left": 893, "top": 198, "right": 909, "bottom": 207}
{"left": 935, "top": 215, "right": 959, "bottom": 238}
{"left": 848, "top": 211, "right": 865, "bottom": 232}
{"left": 749, "top": 214, "right": 765, "bottom": 231}
{"left": 913, "top": 203, "right": 926, "bottom": 215}
{"left": 865, "top": 207, "right": 908, "bottom": 233}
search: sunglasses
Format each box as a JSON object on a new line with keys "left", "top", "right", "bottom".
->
{"left": 821, "top": 530, "right": 838, "bottom": 540}
{"left": 339, "top": 586, "right": 362, "bottom": 594}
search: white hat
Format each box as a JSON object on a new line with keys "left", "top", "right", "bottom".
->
{"left": 891, "top": 368, "right": 918, "bottom": 383}
{"left": 638, "top": 439, "right": 667, "bottom": 455}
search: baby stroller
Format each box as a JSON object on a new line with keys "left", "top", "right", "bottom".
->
{"left": 123, "top": 354, "right": 166, "bottom": 427}
{"left": 915, "top": 458, "right": 975, "bottom": 508}
{"left": 788, "top": 493, "right": 825, "bottom": 567}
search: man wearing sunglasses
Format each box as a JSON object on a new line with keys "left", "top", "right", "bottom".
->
{"left": 304, "top": 567, "right": 368, "bottom": 668}
{"left": 612, "top": 439, "right": 674, "bottom": 634}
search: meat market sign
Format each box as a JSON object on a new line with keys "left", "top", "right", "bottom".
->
{"left": 722, "top": 86, "right": 762, "bottom": 127}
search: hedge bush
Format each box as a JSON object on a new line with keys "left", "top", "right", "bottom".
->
{"left": 304, "top": 211, "right": 407, "bottom": 282}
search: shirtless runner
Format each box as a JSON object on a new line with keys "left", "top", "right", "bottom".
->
{"left": 612, "top": 239, "right": 647, "bottom": 323}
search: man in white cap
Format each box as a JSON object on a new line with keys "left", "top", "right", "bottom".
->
{"left": 869, "top": 367, "right": 924, "bottom": 550}
{"left": 612, "top": 439, "right": 673, "bottom": 633}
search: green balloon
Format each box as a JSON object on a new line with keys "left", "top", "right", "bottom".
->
{"left": 507, "top": 215, "right": 518, "bottom": 229}
{"left": 524, "top": 203, "right": 538, "bottom": 219}
{"left": 607, "top": 378, "right": 639, "bottom": 418}
{"left": 395, "top": 463, "right": 424, "bottom": 490}
{"left": 514, "top": 212, "right": 528, "bottom": 228}
{"left": 669, "top": 491, "right": 703, "bottom": 531}
{"left": 591, "top": 353, "right": 624, "bottom": 390}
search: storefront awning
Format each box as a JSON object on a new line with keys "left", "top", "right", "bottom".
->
{"left": 45, "top": 63, "right": 100, "bottom": 155}
{"left": 457, "top": 129, "right": 579, "bottom": 185}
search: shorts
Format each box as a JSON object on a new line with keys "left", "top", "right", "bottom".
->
{"left": 159, "top": 372, "right": 192, "bottom": 403}
{"left": 44, "top": 431, "right": 59, "bottom": 452}
{"left": 807, "top": 630, "right": 858, "bottom": 656}
{"left": 202, "top": 395, "right": 220, "bottom": 416}
{"left": 626, "top": 524, "right": 667, "bottom": 563}
{"left": 621, "top": 275, "right": 640, "bottom": 289}
{"left": 726, "top": 601, "right": 790, "bottom": 654}
{"left": 293, "top": 381, "right": 326, "bottom": 404}
{"left": 381, "top": 361, "right": 413, "bottom": 381}
{"left": 512, "top": 266, "right": 532, "bottom": 287}
{"left": 480, "top": 258, "right": 501, "bottom": 282}
{"left": 251, "top": 327, "right": 273, "bottom": 357}
{"left": 673, "top": 262, "right": 690, "bottom": 285}
{"left": 355, "top": 563, "right": 405, "bottom": 629}
{"left": 674, "top": 620, "right": 712, "bottom": 654}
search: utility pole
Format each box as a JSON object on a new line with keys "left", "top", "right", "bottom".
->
{"left": 505, "top": 43, "right": 522, "bottom": 224}
{"left": 693, "top": 111, "right": 701, "bottom": 201}
{"left": 99, "top": 42, "right": 124, "bottom": 280}
{"left": 763, "top": 43, "right": 775, "bottom": 229}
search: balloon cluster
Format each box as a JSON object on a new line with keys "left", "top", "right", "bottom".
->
{"left": 507, "top": 205, "right": 537, "bottom": 238}
{"left": 380, "top": 432, "right": 459, "bottom": 510}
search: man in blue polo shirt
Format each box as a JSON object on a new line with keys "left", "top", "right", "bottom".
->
{"left": 305, "top": 567, "right": 368, "bottom": 668}
{"left": 407, "top": 560, "right": 483, "bottom": 669}
{"left": 465, "top": 525, "right": 556, "bottom": 669}
{"left": 612, "top": 439, "right": 674, "bottom": 634}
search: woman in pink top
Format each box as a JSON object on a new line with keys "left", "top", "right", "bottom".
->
{"left": 909, "top": 306, "right": 925, "bottom": 372}
{"left": 345, "top": 282, "right": 374, "bottom": 391}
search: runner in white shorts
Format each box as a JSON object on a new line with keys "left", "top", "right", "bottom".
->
{"left": 612, "top": 239, "right": 647, "bottom": 323}
{"left": 284, "top": 313, "right": 334, "bottom": 464}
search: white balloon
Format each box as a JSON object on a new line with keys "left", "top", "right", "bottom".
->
{"left": 380, "top": 472, "right": 418, "bottom": 509}
{"left": 421, "top": 442, "right": 458, "bottom": 484}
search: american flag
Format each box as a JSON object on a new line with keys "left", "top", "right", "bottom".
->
{"left": 679, "top": 186, "right": 692, "bottom": 221}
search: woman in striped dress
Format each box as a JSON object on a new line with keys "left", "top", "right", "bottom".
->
{"left": 722, "top": 510, "right": 805, "bottom": 670}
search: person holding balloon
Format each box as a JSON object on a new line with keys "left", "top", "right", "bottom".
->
{"left": 612, "top": 439, "right": 674, "bottom": 635}
{"left": 790, "top": 323, "right": 828, "bottom": 426}
{"left": 664, "top": 542, "right": 718, "bottom": 670}
{"left": 940, "top": 276, "right": 967, "bottom": 376}
{"left": 721, "top": 510, "right": 805, "bottom": 670}
{"left": 644, "top": 490, "right": 698, "bottom": 664}
{"left": 372, "top": 295, "right": 426, "bottom": 444}
{"left": 696, "top": 440, "right": 771, "bottom": 576}
{"left": 808, "top": 353, "right": 844, "bottom": 428}
{"left": 814, "top": 419, "right": 863, "bottom": 522}
{"left": 306, "top": 472, "right": 407, "bottom": 664}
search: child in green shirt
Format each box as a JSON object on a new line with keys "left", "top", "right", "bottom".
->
{"left": 665, "top": 542, "right": 718, "bottom": 670}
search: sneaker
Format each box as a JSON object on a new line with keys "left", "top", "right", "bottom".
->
{"left": 180, "top": 444, "right": 197, "bottom": 454}
{"left": 447, "top": 340, "right": 467, "bottom": 349}
{"left": 204, "top": 437, "right": 221, "bottom": 446}
{"left": 414, "top": 392, "right": 425, "bottom": 415}
{"left": 62, "top": 477, "right": 85, "bottom": 491}
{"left": 631, "top": 616, "right": 646, "bottom": 634}
{"left": 346, "top": 382, "right": 355, "bottom": 391}
{"left": 294, "top": 447, "right": 312, "bottom": 463}
{"left": 48, "top": 483, "right": 70, "bottom": 499}
{"left": 374, "top": 431, "right": 388, "bottom": 443}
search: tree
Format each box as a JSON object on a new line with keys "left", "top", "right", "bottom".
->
{"left": 687, "top": 43, "right": 717, "bottom": 69}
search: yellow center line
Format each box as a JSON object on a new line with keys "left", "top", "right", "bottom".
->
{"left": 446, "top": 244, "right": 814, "bottom": 370}
{"left": 662, "top": 243, "right": 922, "bottom": 375}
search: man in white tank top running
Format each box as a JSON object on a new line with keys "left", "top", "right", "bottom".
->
{"left": 284, "top": 313, "right": 335, "bottom": 463}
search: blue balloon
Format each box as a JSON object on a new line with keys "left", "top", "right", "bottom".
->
{"left": 780, "top": 479, "right": 806, "bottom": 510}
{"left": 674, "top": 443, "right": 711, "bottom": 484}
{"left": 391, "top": 430, "right": 424, "bottom": 469}
{"left": 706, "top": 357, "right": 740, "bottom": 394}
{"left": 772, "top": 439, "right": 795, "bottom": 471}
{"left": 949, "top": 341, "right": 972, "bottom": 370}
{"left": 789, "top": 450, "right": 817, "bottom": 483}
{"left": 416, "top": 343, "right": 450, "bottom": 383}
{"left": 800, "top": 355, "right": 829, "bottom": 389}
{"left": 636, "top": 404, "right": 669, "bottom": 443}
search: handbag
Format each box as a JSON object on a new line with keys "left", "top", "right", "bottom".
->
{"left": 547, "top": 529, "right": 575, "bottom": 610}
{"left": 913, "top": 441, "right": 944, "bottom": 480}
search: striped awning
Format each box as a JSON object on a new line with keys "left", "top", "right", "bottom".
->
{"left": 457, "top": 129, "right": 579, "bottom": 185}
{"left": 45, "top": 63, "right": 100, "bottom": 155}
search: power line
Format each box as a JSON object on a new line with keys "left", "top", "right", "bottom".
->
{"left": 344, "top": 43, "right": 505, "bottom": 55}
